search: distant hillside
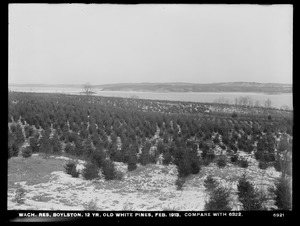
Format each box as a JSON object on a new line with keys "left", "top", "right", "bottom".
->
{"left": 9, "top": 82, "right": 292, "bottom": 93}
{"left": 9, "top": 84, "right": 83, "bottom": 88}
{"left": 95, "top": 82, "right": 292, "bottom": 93}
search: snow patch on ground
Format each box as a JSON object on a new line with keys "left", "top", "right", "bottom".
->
{"left": 8, "top": 154, "right": 281, "bottom": 211}
{"left": 8, "top": 163, "right": 207, "bottom": 211}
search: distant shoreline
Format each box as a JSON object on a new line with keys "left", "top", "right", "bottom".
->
{"left": 96, "top": 90, "right": 292, "bottom": 95}
{"left": 9, "top": 88, "right": 292, "bottom": 95}
{"left": 9, "top": 81, "right": 292, "bottom": 95}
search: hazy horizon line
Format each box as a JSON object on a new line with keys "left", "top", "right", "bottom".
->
{"left": 9, "top": 81, "right": 293, "bottom": 86}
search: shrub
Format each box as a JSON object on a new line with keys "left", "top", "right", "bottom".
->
{"left": 274, "top": 178, "right": 292, "bottom": 210}
{"left": 13, "top": 186, "right": 26, "bottom": 204}
{"left": 254, "top": 151, "right": 264, "bottom": 161}
{"left": 71, "top": 166, "right": 79, "bottom": 178}
{"left": 101, "top": 159, "right": 116, "bottom": 180}
{"left": 220, "top": 144, "right": 226, "bottom": 150}
{"left": 222, "top": 136, "right": 229, "bottom": 145}
{"left": 162, "top": 150, "right": 172, "bottom": 165}
{"left": 139, "top": 142, "right": 151, "bottom": 165}
{"left": 11, "top": 124, "right": 25, "bottom": 146}
{"left": 91, "top": 149, "right": 106, "bottom": 168}
{"left": 29, "top": 136, "right": 39, "bottom": 153}
{"left": 202, "top": 153, "right": 215, "bottom": 166}
{"left": 8, "top": 143, "right": 20, "bottom": 159}
{"left": 115, "top": 170, "right": 124, "bottom": 181}
{"left": 187, "top": 146, "right": 201, "bottom": 175}
{"left": 39, "top": 134, "right": 52, "bottom": 156}
{"left": 258, "top": 161, "right": 268, "bottom": 170}
{"left": 82, "top": 162, "right": 99, "bottom": 180}
{"left": 231, "top": 144, "right": 238, "bottom": 153}
{"left": 51, "top": 133, "right": 62, "bottom": 154}
{"left": 110, "top": 149, "right": 124, "bottom": 163}
{"left": 64, "top": 161, "right": 77, "bottom": 175}
{"left": 82, "top": 138, "right": 94, "bottom": 158}
{"left": 273, "top": 160, "right": 282, "bottom": 172}
{"left": 213, "top": 136, "right": 220, "bottom": 144}
{"left": 230, "top": 154, "right": 238, "bottom": 163}
{"left": 176, "top": 152, "right": 192, "bottom": 178}
{"left": 127, "top": 161, "right": 137, "bottom": 172}
{"left": 177, "top": 162, "right": 190, "bottom": 178}
{"left": 237, "top": 175, "right": 266, "bottom": 210}
{"left": 127, "top": 147, "right": 138, "bottom": 171}
{"left": 175, "top": 177, "right": 186, "bottom": 190}
{"left": 24, "top": 125, "right": 31, "bottom": 139}
{"left": 64, "top": 143, "right": 76, "bottom": 155}
{"left": 204, "top": 186, "right": 232, "bottom": 211}
{"left": 217, "top": 156, "right": 227, "bottom": 168}
{"left": 8, "top": 131, "right": 21, "bottom": 158}
{"left": 149, "top": 148, "right": 160, "bottom": 164}
{"left": 264, "top": 153, "right": 276, "bottom": 162}
{"left": 239, "top": 159, "right": 249, "bottom": 168}
{"left": 190, "top": 160, "right": 201, "bottom": 174}
{"left": 207, "top": 152, "right": 215, "bottom": 161}
{"left": 232, "top": 112, "right": 238, "bottom": 118}
{"left": 21, "top": 147, "right": 32, "bottom": 158}
{"left": 202, "top": 158, "right": 213, "bottom": 166}
{"left": 204, "top": 175, "right": 218, "bottom": 193}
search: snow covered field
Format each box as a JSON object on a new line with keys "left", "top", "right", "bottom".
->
{"left": 8, "top": 154, "right": 281, "bottom": 211}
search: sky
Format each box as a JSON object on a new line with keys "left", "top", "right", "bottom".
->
{"left": 9, "top": 4, "right": 293, "bottom": 85}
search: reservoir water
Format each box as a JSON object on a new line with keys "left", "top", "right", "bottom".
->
{"left": 9, "top": 85, "right": 293, "bottom": 110}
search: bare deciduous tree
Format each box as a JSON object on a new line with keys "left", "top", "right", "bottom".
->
{"left": 264, "top": 99, "right": 272, "bottom": 108}
{"left": 281, "top": 105, "right": 290, "bottom": 111}
{"left": 234, "top": 98, "right": 238, "bottom": 105}
{"left": 235, "top": 96, "right": 253, "bottom": 106}
{"left": 255, "top": 100, "right": 260, "bottom": 107}
{"left": 83, "top": 83, "right": 93, "bottom": 96}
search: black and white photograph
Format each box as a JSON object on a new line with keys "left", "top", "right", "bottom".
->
{"left": 8, "top": 3, "right": 292, "bottom": 219}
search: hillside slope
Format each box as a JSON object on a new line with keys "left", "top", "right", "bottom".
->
{"left": 96, "top": 82, "right": 292, "bottom": 93}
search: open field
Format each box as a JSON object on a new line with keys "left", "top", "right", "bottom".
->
{"left": 8, "top": 154, "right": 281, "bottom": 211}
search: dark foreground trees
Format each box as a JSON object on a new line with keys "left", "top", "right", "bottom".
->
{"left": 82, "top": 162, "right": 99, "bottom": 180}
{"left": 8, "top": 124, "right": 25, "bottom": 158}
{"left": 8, "top": 131, "right": 21, "bottom": 158}
{"left": 276, "top": 135, "right": 292, "bottom": 179}
{"left": 204, "top": 175, "right": 232, "bottom": 211}
{"left": 126, "top": 143, "right": 138, "bottom": 171}
{"left": 101, "top": 159, "right": 118, "bottom": 180}
{"left": 64, "top": 161, "right": 79, "bottom": 178}
{"left": 237, "top": 175, "right": 266, "bottom": 210}
{"left": 274, "top": 177, "right": 292, "bottom": 210}
{"left": 205, "top": 186, "right": 232, "bottom": 211}
{"left": 21, "top": 146, "right": 32, "bottom": 158}
{"left": 174, "top": 142, "right": 201, "bottom": 178}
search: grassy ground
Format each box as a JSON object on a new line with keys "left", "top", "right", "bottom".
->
{"left": 8, "top": 155, "right": 66, "bottom": 189}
